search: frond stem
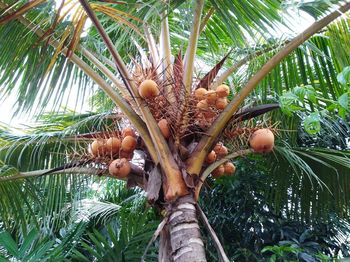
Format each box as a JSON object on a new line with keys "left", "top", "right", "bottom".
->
{"left": 196, "top": 204, "right": 230, "bottom": 262}
{"left": 144, "top": 22, "right": 160, "bottom": 68}
{"left": 199, "top": 7, "right": 214, "bottom": 33}
{"left": 183, "top": 0, "right": 205, "bottom": 95}
{"left": 160, "top": 9, "right": 176, "bottom": 103}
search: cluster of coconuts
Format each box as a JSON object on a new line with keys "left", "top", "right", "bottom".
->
{"left": 205, "top": 128, "right": 275, "bottom": 179}
{"left": 89, "top": 127, "right": 137, "bottom": 179}
{"left": 206, "top": 142, "right": 236, "bottom": 178}
{"left": 195, "top": 84, "right": 230, "bottom": 121}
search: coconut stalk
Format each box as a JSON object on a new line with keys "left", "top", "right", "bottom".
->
{"left": 183, "top": 0, "right": 205, "bottom": 96}
{"left": 186, "top": 2, "right": 350, "bottom": 176}
{"left": 159, "top": 8, "right": 176, "bottom": 104}
{"left": 199, "top": 7, "right": 214, "bottom": 33}
{"left": 79, "top": 48, "right": 132, "bottom": 100}
{"left": 144, "top": 22, "right": 160, "bottom": 68}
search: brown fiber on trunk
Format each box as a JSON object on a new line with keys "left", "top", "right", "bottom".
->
{"left": 168, "top": 195, "right": 207, "bottom": 262}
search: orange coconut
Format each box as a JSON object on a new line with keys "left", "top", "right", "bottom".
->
{"left": 90, "top": 139, "right": 106, "bottom": 156}
{"left": 206, "top": 90, "right": 217, "bottom": 104}
{"left": 121, "top": 135, "right": 137, "bottom": 152}
{"left": 249, "top": 128, "right": 275, "bottom": 153}
{"left": 213, "top": 143, "right": 228, "bottom": 157}
{"left": 206, "top": 150, "right": 217, "bottom": 164}
{"left": 108, "top": 158, "right": 131, "bottom": 178}
{"left": 197, "top": 99, "right": 209, "bottom": 111}
{"left": 216, "top": 84, "right": 230, "bottom": 98}
{"left": 106, "top": 137, "right": 121, "bottom": 154}
{"left": 194, "top": 88, "right": 208, "bottom": 100}
{"left": 139, "top": 79, "right": 159, "bottom": 99}
{"left": 158, "top": 119, "right": 170, "bottom": 139}
{"left": 215, "top": 97, "right": 228, "bottom": 110}
{"left": 212, "top": 165, "right": 225, "bottom": 178}
{"left": 224, "top": 162, "right": 236, "bottom": 175}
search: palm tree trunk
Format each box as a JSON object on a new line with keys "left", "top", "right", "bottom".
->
{"left": 159, "top": 224, "right": 172, "bottom": 262}
{"left": 166, "top": 194, "right": 207, "bottom": 262}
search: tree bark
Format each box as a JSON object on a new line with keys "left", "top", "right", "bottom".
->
{"left": 159, "top": 224, "right": 172, "bottom": 262}
{"left": 167, "top": 194, "right": 207, "bottom": 262}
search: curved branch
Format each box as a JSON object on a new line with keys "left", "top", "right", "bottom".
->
{"left": 196, "top": 204, "right": 229, "bottom": 262}
{"left": 0, "top": 164, "right": 145, "bottom": 185}
{"left": 0, "top": 167, "right": 103, "bottom": 182}
{"left": 187, "top": 2, "right": 350, "bottom": 176}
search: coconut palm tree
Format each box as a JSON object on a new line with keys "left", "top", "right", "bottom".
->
{"left": 1, "top": 0, "right": 350, "bottom": 261}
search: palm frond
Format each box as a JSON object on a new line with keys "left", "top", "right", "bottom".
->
{"left": 0, "top": 111, "right": 123, "bottom": 232}
{"left": 0, "top": 222, "right": 87, "bottom": 261}
{"left": 266, "top": 146, "right": 350, "bottom": 221}
{"left": 71, "top": 211, "right": 159, "bottom": 262}
{"left": 0, "top": 162, "right": 40, "bottom": 233}
{"left": 73, "top": 199, "right": 121, "bottom": 225}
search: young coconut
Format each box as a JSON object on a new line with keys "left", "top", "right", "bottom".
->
{"left": 212, "top": 165, "right": 225, "bottom": 178}
{"left": 90, "top": 139, "right": 106, "bottom": 156}
{"left": 158, "top": 119, "right": 170, "bottom": 139}
{"left": 216, "top": 84, "right": 230, "bottom": 98}
{"left": 106, "top": 137, "right": 121, "bottom": 154}
{"left": 215, "top": 97, "right": 228, "bottom": 110}
{"left": 194, "top": 88, "right": 207, "bottom": 100}
{"left": 197, "top": 99, "right": 209, "bottom": 111}
{"left": 108, "top": 158, "right": 131, "bottom": 179}
{"left": 122, "top": 127, "right": 136, "bottom": 138}
{"left": 206, "top": 90, "right": 217, "bottom": 105}
{"left": 121, "top": 135, "right": 137, "bottom": 153}
{"left": 213, "top": 143, "right": 228, "bottom": 158}
{"left": 249, "top": 128, "right": 275, "bottom": 153}
{"left": 224, "top": 162, "right": 236, "bottom": 175}
{"left": 206, "top": 150, "right": 217, "bottom": 164}
{"left": 139, "top": 79, "right": 159, "bottom": 99}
